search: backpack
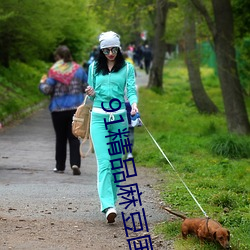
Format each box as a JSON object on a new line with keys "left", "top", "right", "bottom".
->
{"left": 72, "top": 95, "right": 93, "bottom": 158}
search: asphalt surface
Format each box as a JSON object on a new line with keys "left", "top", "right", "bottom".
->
{"left": 0, "top": 70, "right": 172, "bottom": 249}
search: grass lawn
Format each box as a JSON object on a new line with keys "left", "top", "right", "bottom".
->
{"left": 134, "top": 58, "right": 250, "bottom": 250}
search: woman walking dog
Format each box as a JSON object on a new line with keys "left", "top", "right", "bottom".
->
{"left": 85, "top": 31, "right": 138, "bottom": 223}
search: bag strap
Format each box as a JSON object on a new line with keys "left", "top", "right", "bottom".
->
{"left": 92, "top": 61, "right": 95, "bottom": 89}
{"left": 126, "top": 62, "right": 129, "bottom": 89}
{"left": 92, "top": 61, "right": 95, "bottom": 79}
{"left": 83, "top": 94, "right": 88, "bottom": 105}
{"left": 79, "top": 96, "right": 94, "bottom": 158}
{"left": 124, "top": 62, "right": 129, "bottom": 100}
{"left": 79, "top": 112, "right": 94, "bottom": 158}
{"left": 79, "top": 137, "right": 94, "bottom": 158}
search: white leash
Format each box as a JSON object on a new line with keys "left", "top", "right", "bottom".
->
{"left": 139, "top": 118, "right": 209, "bottom": 218}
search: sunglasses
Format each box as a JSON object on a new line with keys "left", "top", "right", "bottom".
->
{"left": 102, "top": 47, "right": 119, "bottom": 55}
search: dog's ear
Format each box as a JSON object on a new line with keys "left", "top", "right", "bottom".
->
{"left": 213, "top": 231, "right": 217, "bottom": 240}
{"left": 227, "top": 230, "right": 230, "bottom": 240}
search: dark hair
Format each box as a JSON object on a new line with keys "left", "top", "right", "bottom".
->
{"left": 54, "top": 45, "right": 73, "bottom": 63}
{"left": 95, "top": 48, "right": 126, "bottom": 75}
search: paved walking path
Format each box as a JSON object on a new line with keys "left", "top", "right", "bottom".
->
{"left": 0, "top": 70, "right": 172, "bottom": 249}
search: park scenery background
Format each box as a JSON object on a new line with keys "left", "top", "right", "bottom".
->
{"left": 0, "top": 1, "right": 249, "bottom": 249}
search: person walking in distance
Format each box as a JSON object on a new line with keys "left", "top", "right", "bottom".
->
{"left": 85, "top": 31, "right": 138, "bottom": 223}
{"left": 143, "top": 44, "right": 152, "bottom": 74}
{"left": 39, "top": 45, "right": 88, "bottom": 175}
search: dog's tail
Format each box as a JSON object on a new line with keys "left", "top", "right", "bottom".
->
{"left": 162, "top": 206, "right": 187, "bottom": 220}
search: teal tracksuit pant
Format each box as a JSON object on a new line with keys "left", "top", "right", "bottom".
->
{"left": 90, "top": 110, "right": 128, "bottom": 212}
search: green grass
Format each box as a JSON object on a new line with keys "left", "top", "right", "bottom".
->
{"left": 134, "top": 59, "right": 250, "bottom": 250}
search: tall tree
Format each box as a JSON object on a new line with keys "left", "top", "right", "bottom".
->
{"left": 148, "top": 0, "right": 176, "bottom": 89}
{"left": 191, "top": 0, "right": 250, "bottom": 134}
{"left": 184, "top": 1, "right": 218, "bottom": 114}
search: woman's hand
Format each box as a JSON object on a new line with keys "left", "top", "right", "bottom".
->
{"left": 131, "top": 103, "right": 138, "bottom": 116}
{"left": 85, "top": 86, "right": 95, "bottom": 97}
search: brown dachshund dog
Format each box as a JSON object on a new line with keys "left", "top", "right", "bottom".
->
{"left": 162, "top": 207, "right": 231, "bottom": 249}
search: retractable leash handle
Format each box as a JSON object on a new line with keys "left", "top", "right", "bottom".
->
{"left": 131, "top": 112, "right": 142, "bottom": 127}
{"left": 139, "top": 117, "right": 209, "bottom": 218}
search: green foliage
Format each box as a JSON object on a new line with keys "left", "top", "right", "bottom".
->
{"left": 0, "top": 0, "right": 100, "bottom": 66}
{"left": 165, "top": 0, "right": 213, "bottom": 45}
{"left": 135, "top": 58, "right": 250, "bottom": 249}
{"left": 236, "top": 37, "right": 250, "bottom": 95}
{"left": 92, "top": 0, "right": 155, "bottom": 46}
{"left": 0, "top": 60, "right": 49, "bottom": 122}
{"left": 232, "top": 0, "right": 250, "bottom": 39}
{"left": 165, "top": 3, "right": 184, "bottom": 44}
{"left": 210, "top": 134, "right": 250, "bottom": 159}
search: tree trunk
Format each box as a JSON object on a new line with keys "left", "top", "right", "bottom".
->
{"left": 191, "top": 0, "right": 250, "bottom": 134}
{"left": 147, "top": 0, "right": 169, "bottom": 89}
{"left": 212, "top": 0, "right": 250, "bottom": 134}
{"left": 184, "top": 4, "right": 218, "bottom": 114}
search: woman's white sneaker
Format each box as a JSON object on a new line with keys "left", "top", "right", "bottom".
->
{"left": 127, "top": 152, "right": 133, "bottom": 159}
